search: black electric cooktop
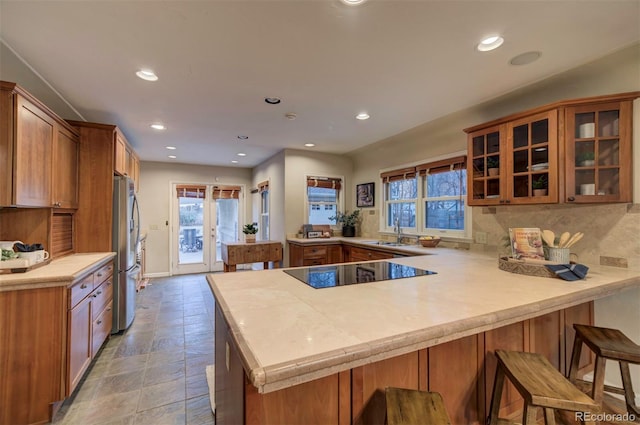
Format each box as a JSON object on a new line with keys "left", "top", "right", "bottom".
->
{"left": 284, "top": 261, "right": 436, "bottom": 289}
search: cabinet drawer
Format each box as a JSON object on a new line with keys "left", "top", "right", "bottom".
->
{"left": 303, "top": 258, "right": 326, "bottom": 266}
{"left": 92, "top": 301, "right": 113, "bottom": 354}
{"left": 70, "top": 274, "right": 94, "bottom": 308}
{"left": 94, "top": 262, "right": 114, "bottom": 284}
{"left": 303, "top": 246, "right": 327, "bottom": 259}
{"left": 270, "top": 244, "right": 282, "bottom": 261}
{"left": 92, "top": 277, "right": 113, "bottom": 320}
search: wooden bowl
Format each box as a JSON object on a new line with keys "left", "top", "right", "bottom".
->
{"left": 419, "top": 238, "right": 440, "bottom": 248}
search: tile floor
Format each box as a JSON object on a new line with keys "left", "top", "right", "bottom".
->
{"left": 52, "top": 273, "right": 216, "bottom": 425}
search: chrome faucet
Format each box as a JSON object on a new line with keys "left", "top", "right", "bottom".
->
{"left": 394, "top": 217, "right": 402, "bottom": 243}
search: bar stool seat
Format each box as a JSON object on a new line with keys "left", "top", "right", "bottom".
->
{"left": 488, "top": 350, "right": 600, "bottom": 425}
{"left": 568, "top": 324, "right": 640, "bottom": 416}
{"left": 385, "top": 387, "right": 451, "bottom": 425}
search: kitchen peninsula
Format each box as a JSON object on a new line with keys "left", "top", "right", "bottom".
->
{"left": 207, "top": 245, "right": 640, "bottom": 424}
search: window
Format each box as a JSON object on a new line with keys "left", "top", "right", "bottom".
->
{"left": 421, "top": 163, "right": 466, "bottom": 233}
{"left": 306, "top": 176, "right": 341, "bottom": 224}
{"left": 381, "top": 155, "right": 469, "bottom": 237}
{"left": 381, "top": 167, "right": 417, "bottom": 231}
{"left": 258, "top": 181, "right": 269, "bottom": 240}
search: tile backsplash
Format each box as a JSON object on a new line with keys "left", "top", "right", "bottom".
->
{"left": 359, "top": 203, "right": 640, "bottom": 270}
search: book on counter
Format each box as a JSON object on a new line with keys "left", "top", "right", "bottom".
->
{"left": 508, "top": 227, "right": 544, "bottom": 260}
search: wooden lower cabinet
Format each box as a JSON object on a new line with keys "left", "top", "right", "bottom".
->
{"left": 289, "top": 242, "right": 343, "bottom": 267}
{"left": 345, "top": 246, "right": 394, "bottom": 262}
{"left": 0, "top": 259, "right": 114, "bottom": 425}
{"left": 215, "top": 301, "right": 594, "bottom": 425}
{"left": 222, "top": 241, "right": 282, "bottom": 272}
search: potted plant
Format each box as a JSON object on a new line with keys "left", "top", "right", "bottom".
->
{"left": 242, "top": 222, "right": 258, "bottom": 243}
{"left": 329, "top": 210, "right": 360, "bottom": 237}
{"left": 486, "top": 156, "right": 499, "bottom": 176}
{"left": 577, "top": 151, "right": 595, "bottom": 167}
{"left": 532, "top": 175, "right": 548, "bottom": 196}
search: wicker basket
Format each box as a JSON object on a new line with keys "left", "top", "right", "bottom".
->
{"left": 498, "top": 256, "right": 556, "bottom": 278}
{"left": 419, "top": 238, "right": 441, "bottom": 248}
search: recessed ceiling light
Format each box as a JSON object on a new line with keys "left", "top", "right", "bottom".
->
{"left": 356, "top": 112, "right": 370, "bottom": 120}
{"left": 136, "top": 69, "right": 158, "bottom": 81}
{"left": 304, "top": 143, "right": 315, "bottom": 147}
{"left": 150, "top": 123, "right": 166, "bottom": 130}
{"left": 340, "top": 0, "right": 367, "bottom": 5}
{"left": 264, "top": 97, "right": 281, "bottom": 105}
{"left": 231, "top": 160, "right": 239, "bottom": 164}
{"left": 237, "top": 153, "right": 246, "bottom": 157}
{"left": 510, "top": 51, "right": 542, "bottom": 66}
{"left": 285, "top": 112, "right": 297, "bottom": 120}
{"left": 166, "top": 146, "right": 176, "bottom": 150}
{"left": 477, "top": 35, "right": 504, "bottom": 52}
{"left": 237, "top": 135, "right": 248, "bottom": 140}
{"left": 168, "top": 155, "right": 177, "bottom": 159}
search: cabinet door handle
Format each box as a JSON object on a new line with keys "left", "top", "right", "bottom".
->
{"left": 568, "top": 196, "right": 575, "bottom": 202}
{"left": 97, "top": 320, "right": 102, "bottom": 325}
{"left": 81, "top": 284, "right": 88, "bottom": 289}
{"left": 97, "top": 273, "right": 103, "bottom": 277}
{"left": 96, "top": 290, "right": 102, "bottom": 295}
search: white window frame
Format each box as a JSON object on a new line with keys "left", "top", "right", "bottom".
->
{"left": 260, "top": 188, "right": 269, "bottom": 241}
{"left": 305, "top": 174, "right": 344, "bottom": 226}
{"left": 383, "top": 177, "right": 418, "bottom": 234}
{"left": 421, "top": 168, "right": 470, "bottom": 239}
{"left": 380, "top": 151, "right": 472, "bottom": 240}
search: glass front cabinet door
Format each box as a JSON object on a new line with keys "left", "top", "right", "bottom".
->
{"left": 506, "top": 110, "right": 558, "bottom": 204}
{"left": 468, "top": 124, "right": 504, "bottom": 206}
{"left": 565, "top": 100, "right": 633, "bottom": 203}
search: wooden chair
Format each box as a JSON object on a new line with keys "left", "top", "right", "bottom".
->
{"left": 568, "top": 324, "right": 640, "bottom": 416}
{"left": 385, "top": 387, "right": 451, "bottom": 425}
{"left": 488, "top": 350, "right": 600, "bottom": 425}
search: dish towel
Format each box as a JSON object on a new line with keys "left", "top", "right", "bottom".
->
{"left": 545, "top": 263, "right": 589, "bottom": 281}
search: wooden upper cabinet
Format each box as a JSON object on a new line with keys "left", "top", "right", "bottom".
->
{"left": 0, "top": 81, "right": 79, "bottom": 208}
{"left": 465, "top": 92, "right": 638, "bottom": 206}
{"left": 114, "top": 130, "right": 127, "bottom": 176}
{"left": 53, "top": 125, "right": 79, "bottom": 208}
{"left": 564, "top": 99, "right": 633, "bottom": 203}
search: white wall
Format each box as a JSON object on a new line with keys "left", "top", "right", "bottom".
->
{"left": 0, "top": 41, "right": 83, "bottom": 121}
{"left": 252, "top": 151, "right": 286, "bottom": 244}
{"left": 139, "top": 161, "right": 252, "bottom": 276}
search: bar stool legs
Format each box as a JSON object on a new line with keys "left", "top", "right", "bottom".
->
{"left": 568, "top": 324, "right": 640, "bottom": 417}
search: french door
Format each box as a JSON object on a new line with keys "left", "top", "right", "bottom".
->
{"left": 171, "top": 183, "right": 241, "bottom": 275}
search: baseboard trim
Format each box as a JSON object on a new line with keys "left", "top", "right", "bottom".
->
{"left": 144, "top": 272, "right": 170, "bottom": 278}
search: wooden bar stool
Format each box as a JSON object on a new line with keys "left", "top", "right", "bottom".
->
{"left": 568, "top": 324, "right": 640, "bottom": 416}
{"left": 385, "top": 387, "right": 451, "bottom": 425}
{"left": 488, "top": 350, "right": 600, "bottom": 425}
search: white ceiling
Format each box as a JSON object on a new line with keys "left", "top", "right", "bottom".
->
{"left": 1, "top": 1, "right": 638, "bottom": 168}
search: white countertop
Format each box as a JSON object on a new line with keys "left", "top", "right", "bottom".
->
{"left": 207, "top": 247, "right": 640, "bottom": 394}
{"left": 0, "top": 252, "right": 116, "bottom": 291}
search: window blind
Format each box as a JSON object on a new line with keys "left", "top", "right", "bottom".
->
{"left": 306, "top": 177, "right": 342, "bottom": 190}
{"left": 258, "top": 180, "right": 269, "bottom": 193}
{"left": 380, "top": 166, "right": 417, "bottom": 182}
{"left": 416, "top": 156, "right": 466, "bottom": 176}
{"left": 212, "top": 185, "right": 241, "bottom": 199}
{"left": 176, "top": 185, "right": 206, "bottom": 199}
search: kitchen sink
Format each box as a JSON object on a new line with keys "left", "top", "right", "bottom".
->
{"left": 363, "top": 241, "right": 410, "bottom": 247}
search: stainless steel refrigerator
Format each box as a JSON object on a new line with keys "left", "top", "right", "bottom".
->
{"left": 112, "top": 176, "right": 141, "bottom": 333}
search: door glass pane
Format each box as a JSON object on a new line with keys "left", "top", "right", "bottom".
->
{"left": 598, "top": 110, "right": 619, "bottom": 137}
{"left": 575, "top": 112, "right": 595, "bottom": 138}
{"left": 575, "top": 141, "right": 595, "bottom": 167}
{"left": 598, "top": 139, "right": 619, "bottom": 166}
{"left": 513, "top": 124, "right": 529, "bottom": 149}
{"left": 178, "top": 197, "right": 204, "bottom": 264}
{"left": 216, "top": 199, "right": 238, "bottom": 261}
{"left": 513, "top": 150, "right": 528, "bottom": 173}
{"left": 487, "top": 132, "right": 500, "bottom": 154}
{"left": 513, "top": 175, "right": 529, "bottom": 198}
{"left": 531, "top": 119, "right": 548, "bottom": 145}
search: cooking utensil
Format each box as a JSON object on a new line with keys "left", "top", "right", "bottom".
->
{"left": 541, "top": 229, "right": 555, "bottom": 247}
{"left": 558, "top": 232, "right": 571, "bottom": 248}
{"left": 565, "top": 232, "right": 584, "bottom": 248}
